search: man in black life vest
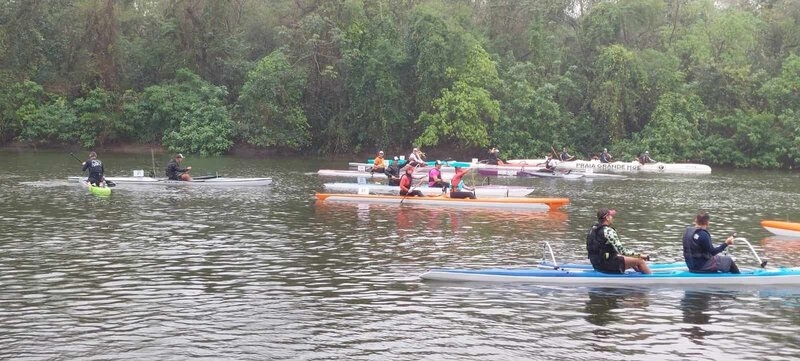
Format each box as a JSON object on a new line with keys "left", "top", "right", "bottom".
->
{"left": 682, "top": 212, "right": 740, "bottom": 273}
{"left": 586, "top": 208, "right": 652, "bottom": 274}
{"left": 81, "top": 151, "right": 105, "bottom": 186}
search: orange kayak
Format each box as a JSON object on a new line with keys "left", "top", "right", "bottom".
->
{"left": 761, "top": 220, "right": 800, "bottom": 238}
{"left": 314, "top": 193, "right": 568, "bottom": 211}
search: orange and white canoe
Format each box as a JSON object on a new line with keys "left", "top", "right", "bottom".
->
{"left": 761, "top": 220, "right": 800, "bottom": 238}
{"left": 314, "top": 193, "right": 569, "bottom": 211}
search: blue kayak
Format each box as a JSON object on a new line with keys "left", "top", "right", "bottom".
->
{"left": 420, "top": 267, "right": 800, "bottom": 285}
{"left": 538, "top": 261, "right": 688, "bottom": 271}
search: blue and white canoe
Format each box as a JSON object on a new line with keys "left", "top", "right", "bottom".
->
{"left": 323, "top": 182, "right": 534, "bottom": 197}
{"left": 420, "top": 267, "right": 800, "bottom": 285}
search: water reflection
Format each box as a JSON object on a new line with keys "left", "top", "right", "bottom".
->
{"left": 584, "top": 287, "right": 649, "bottom": 327}
{"left": 679, "top": 289, "right": 738, "bottom": 342}
{"left": 760, "top": 237, "right": 800, "bottom": 266}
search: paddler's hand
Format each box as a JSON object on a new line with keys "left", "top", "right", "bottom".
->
{"left": 641, "top": 254, "right": 650, "bottom": 261}
{"left": 725, "top": 236, "right": 734, "bottom": 245}
{"left": 187, "top": 166, "right": 192, "bottom": 170}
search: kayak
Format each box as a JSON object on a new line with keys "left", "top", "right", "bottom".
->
{"left": 554, "top": 159, "right": 712, "bottom": 174}
{"left": 69, "top": 176, "right": 272, "bottom": 186}
{"left": 82, "top": 180, "right": 111, "bottom": 196}
{"left": 519, "top": 170, "right": 584, "bottom": 179}
{"left": 352, "top": 159, "right": 474, "bottom": 168}
{"left": 477, "top": 167, "right": 549, "bottom": 177}
{"left": 323, "top": 182, "right": 534, "bottom": 197}
{"left": 761, "top": 220, "right": 800, "bottom": 238}
{"left": 318, "top": 169, "right": 434, "bottom": 180}
{"left": 419, "top": 266, "right": 800, "bottom": 285}
{"left": 315, "top": 193, "right": 569, "bottom": 210}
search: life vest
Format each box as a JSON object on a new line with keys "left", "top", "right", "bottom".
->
{"left": 399, "top": 173, "right": 412, "bottom": 189}
{"left": 682, "top": 227, "right": 712, "bottom": 261}
{"left": 586, "top": 223, "right": 616, "bottom": 261}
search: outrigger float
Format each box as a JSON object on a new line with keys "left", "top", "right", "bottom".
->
{"left": 314, "top": 193, "right": 569, "bottom": 210}
{"left": 420, "top": 240, "right": 799, "bottom": 285}
{"left": 761, "top": 220, "right": 800, "bottom": 238}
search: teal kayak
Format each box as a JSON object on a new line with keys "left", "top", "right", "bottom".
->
{"left": 420, "top": 266, "right": 800, "bottom": 285}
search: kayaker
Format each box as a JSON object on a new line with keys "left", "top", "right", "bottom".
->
{"left": 449, "top": 166, "right": 476, "bottom": 199}
{"left": 408, "top": 147, "right": 426, "bottom": 168}
{"left": 165, "top": 153, "right": 192, "bottom": 181}
{"left": 599, "top": 148, "right": 613, "bottom": 163}
{"left": 682, "top": 211, "right": 740, "bottom": 274}
{"left": 638, "top": 151, "right": 656, "bottom": 164}
{"left": 370, "top": 150, "right": 386, "bottom": 174}
{"left": 399, "top": 166, "right": 424, "bottom": 197}
{"left": 487, "top": 147, "right": 505, "bottom": 165}
{"left": 428, "top": 160, "right": 449, "bottom": 192}
{"left": 385, "top": 156, "right": 404, "bottom": 186}
{"left": 559, "top": 147, "right": 576, "bottom": 161}
{"left": 81, "top": 151, "right": 105, "bottom": 186}
{"left": 586, "top": 208, "right": 652, "bottom": 274}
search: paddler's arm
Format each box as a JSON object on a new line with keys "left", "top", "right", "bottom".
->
{"left": 603, "top": 227, "right": 642, "bottom": 258}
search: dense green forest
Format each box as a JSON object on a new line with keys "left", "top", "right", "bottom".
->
{"left": 1, "top": 0, "right": 798, "bottom": 168}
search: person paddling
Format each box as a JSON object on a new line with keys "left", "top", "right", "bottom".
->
{"left": 449, "top": 166, "right": 476, "bottom": 199}
{"left": 682, "top": 211, "right": 740, "bottom": 274}
{"left": 399, "top": 166, "right": 424, "bottom": 197}
{"left": 81, "top": 151, "right": 105, "bottom": 186}
{"left": 586, "top": 208, "right": 652, "bottom": 274}
{"left": 165, "top": 153, "right": 192, "bottom": 181}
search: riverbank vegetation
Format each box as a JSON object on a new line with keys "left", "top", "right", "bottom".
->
{"left": 0, "top": 0, "right": 798, "bottom": 168}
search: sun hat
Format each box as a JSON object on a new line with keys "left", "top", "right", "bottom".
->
{"left": 176, "top": 153, "right": 184, "bottom": 158}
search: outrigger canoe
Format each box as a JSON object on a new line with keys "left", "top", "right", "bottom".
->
{"left": 419, "top": 267, "right": 800, "bottom": 285}
{"left": 553, "top": 159, "right": 711, "bottom": 174}
{"left": 69, "top": 176, "right": 272, "bottom": 186}
{"left": 315, "top": 193, "right": 569, "bottom": 210}
{"left": 323, "top": 182, "right": 534, "bottom": 197}
{"left": 761, "top": 220, "right": 800, "bottom": 238}
{"left": 317, "top": 169, "right": 432, "bottom": 180}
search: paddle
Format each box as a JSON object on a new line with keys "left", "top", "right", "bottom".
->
{"left": 69, "top": 153, "right": 115, "bottom": 187}
{"left": 732, "top": 235, "right": 768, "bottom": 268}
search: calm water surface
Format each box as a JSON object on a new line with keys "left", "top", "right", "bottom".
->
{"left": 1, "top": 150, "right": 799, "bottom": 360}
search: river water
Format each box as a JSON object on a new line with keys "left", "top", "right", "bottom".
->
{"left": 1, "top": 150, "right": 799, "bottom": 360}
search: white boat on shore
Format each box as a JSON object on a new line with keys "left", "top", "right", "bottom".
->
{"left": 557, "top": 160, "right": 711, "bottom": 174}
{"left": 323, "top": 182, "right": 534, "bottom": 197}
{"left": 68, "top": 175, "right": 273, "bottom": 186}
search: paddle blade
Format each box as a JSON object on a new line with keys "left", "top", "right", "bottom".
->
{"left": 105, "top": 180, "right": 116, "bottom": 187}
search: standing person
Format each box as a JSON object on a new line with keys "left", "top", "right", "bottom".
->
{"left": 81, "top": 151, "right": 105, "bottom": 186}
{"left": 385, "top": 156, "right": 404, "bottom": 186}
{"left": 408, "top": 147, "right": 426, "bottom": 168}
{"left": 638, "top": 151, "right": 656, "bottom": 164}
{"left": 165, "top": 153, "right": 192, "bottom": 181}
{"left": 428, "top": 160, "right": 449, "bottom": 192}
{"left": 586, "top": 208, "right": 652, "bottom": 274}
{"left": 487, "top": 147, "right": 505, "bottom": 165}
{"left": 560, "top": 147, "right": 576, "bottom": 161}
{"left": 599, "top": 148, "right": 613, "bottom": 163}
{"left": 371, "top": 150, "right": 387, "bottom": 174}
{"left": 399, "top": 166, "right": 424, "bottom": 197}
{"left": 449, "top": 166, "right": 476, "bottom": 199}
{"left": 682, "top": 211, "right": 740, "bottom": 273}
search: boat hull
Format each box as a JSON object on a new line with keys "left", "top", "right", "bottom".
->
{"left": 323, "top": 183, "right": 534, "bottom": 197}
{"left": 761, "top": 220, "right": 800, "bottom": 238}
{"left": 83, "top": 181, "right": 111, "bottom": 196}
{"left": 70, "top": 176, "right": 272, "bottom": 186}
{"left": 317, "top": 169, "right": 431, "bottom": 180}
{"left": 420, "top": 267, "right": 800, "bottom": 285}
{"left": 555, "top": 160, "right": 711, "bottom": 174}
{"left": 315, "top": 193, "right": 568, "bottom": 210}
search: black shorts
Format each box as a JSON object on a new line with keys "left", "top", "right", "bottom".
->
{"left": 592, "top": 255, "right": 625, "bottom": 274}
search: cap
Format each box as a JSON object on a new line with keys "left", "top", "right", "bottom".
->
{"left": 405, "top": 166, "right": 414, "bottom": 172}
{"left": 413, "top": 147, "right": 419, "bottom": 151}
{"left": 379, "top": 150, "right": 384, "bottom": 154}
{"left": 597, "top": 208, "right": 616, "bottom": 220}
{"left": 603, "top": 148, "right": 607, "bottom": 152}
{"left": 454, "top": 166, "right": 462, "bottom": 170}
{"left": 435, "top": 160, "right": 442, "bottom": 166}
{"left": 176, "top": 153, "right": 184, "bottom": 158}
{"left": 393, "top": 156, "right": 399, "bottom": 161}
{"left": 645, "top": 151, "right": 649, "bottom": 154}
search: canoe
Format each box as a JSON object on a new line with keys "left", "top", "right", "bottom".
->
{"left": 82, "top": 180, "right": 111, "bottom": 196}
{"left": 314, "top": 193, "right": 569, "bottom": 210}
{"left": 761, "top": 220, "right": 800, "bottom": 238}
{"left": 351, "top": 159, "right": 474, "bottom": 168}
{"left": 317, "top": 169, "right": 434, "bottom": 180}
{"left": 538, "top": 261, "right": 688, "bottom": 271}
{"left": 419, "top": 266, "right": 800, "bottom": 285}
{"left": 69, "top": 176, "right": 272, "bottom": 186}
{"left": 519, "top": 170, "right": 584, "bottom": 179}
{"left": 323, "top": 182, "right": 534, "bottom": 197}
{"left": 554, "top": 159, "right": 711, "bottom": 174}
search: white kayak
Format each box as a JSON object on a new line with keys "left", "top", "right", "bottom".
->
{"left": 323, "top": 182, "right": 534, "bottom": 197}
{"left": 68, "top": 176, "right": 272, "bottom": 186}
{"left": 317, "top": 169, "right": 439, "bottom": 180}
{"left": 315, "top": 193, "right": 569, "bottom": 210}
{"left": 554, "top": 159, "right": 711, "bottom": 174}
{"left": 761, "top": 220, "right": 800, "bottom": 238}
